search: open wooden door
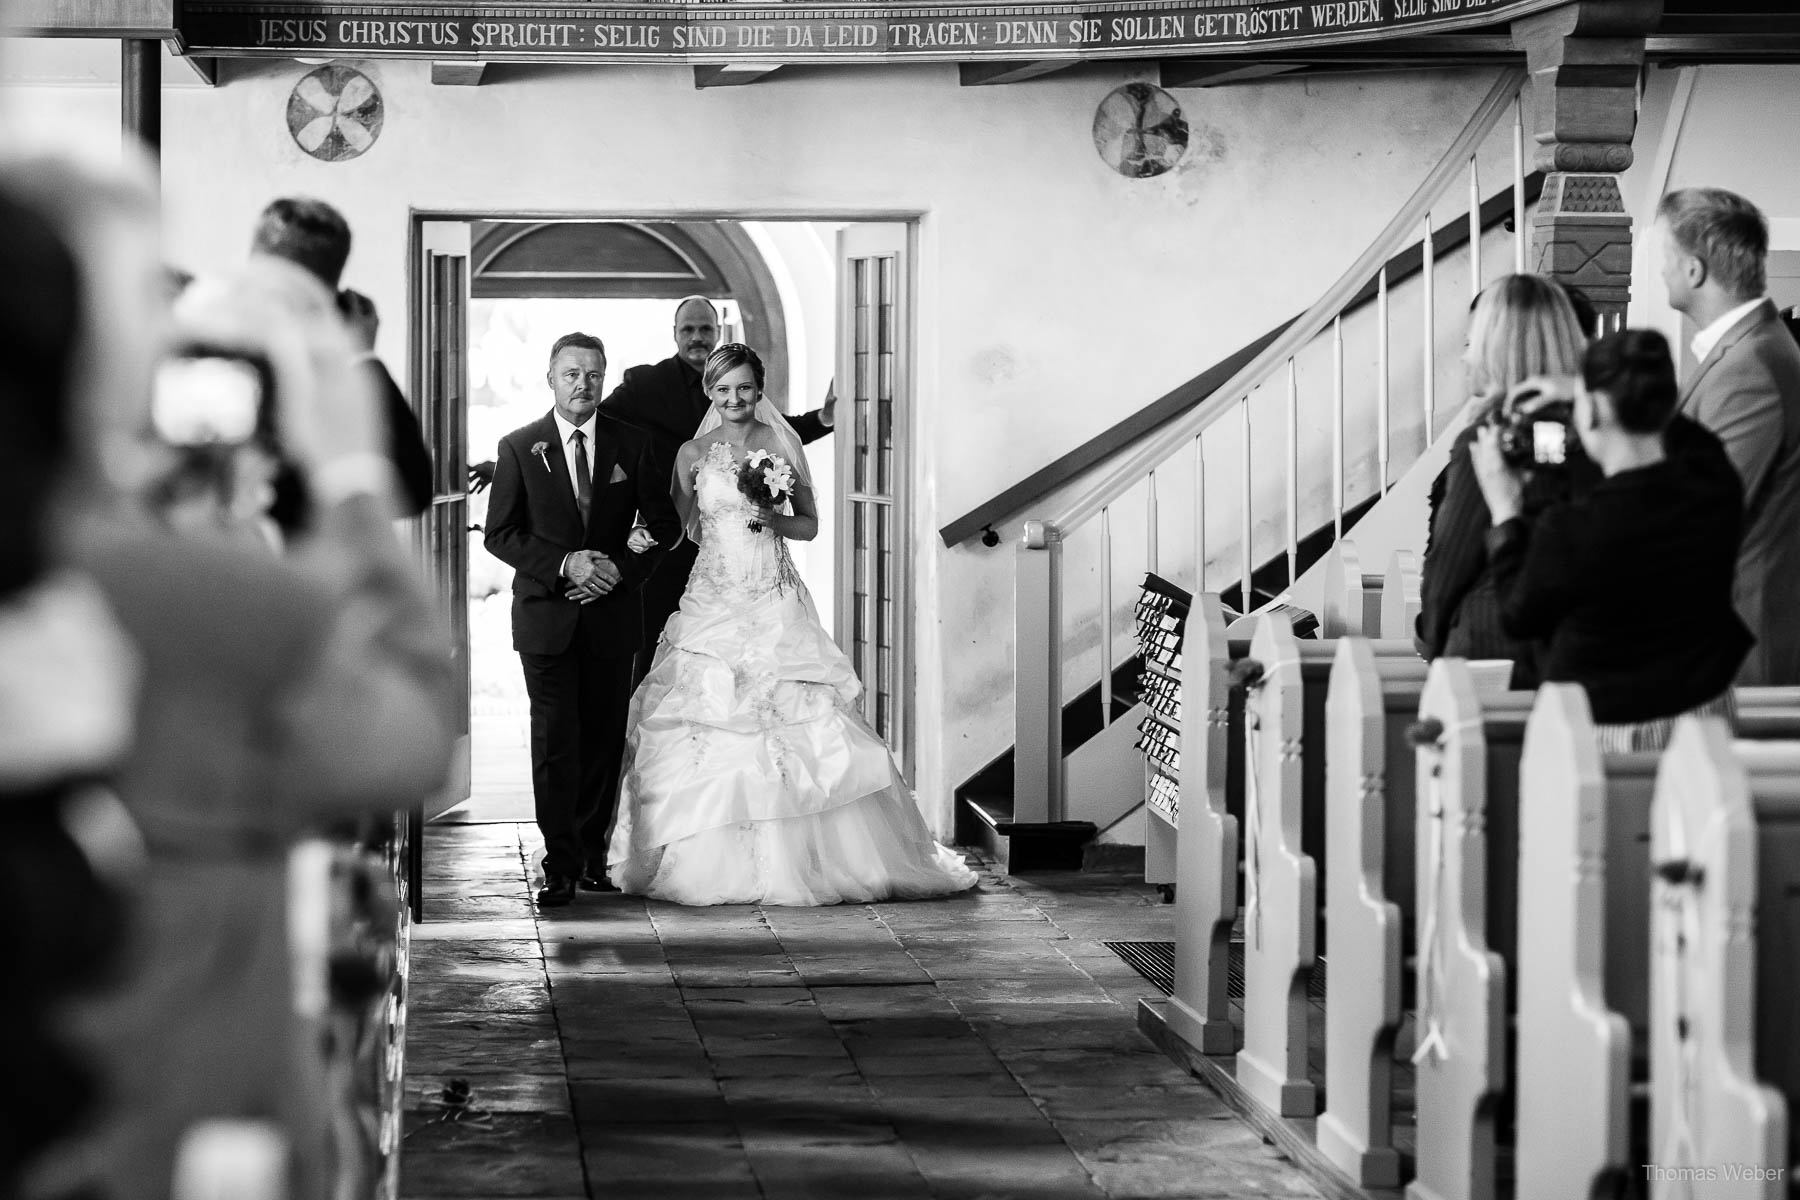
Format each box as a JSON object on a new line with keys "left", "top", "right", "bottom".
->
{"left": 413, "top": 221, "right": 472, "bottom": 824}
{"left": 835, "top": 224, "right": 914, "bottom": 779}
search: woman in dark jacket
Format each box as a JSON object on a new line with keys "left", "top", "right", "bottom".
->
{"left": 1416, "top": 275, "right": 1588, "bottom": 686}
{"left": 1471, "top": 329, "right": 1750, "bottom": 747}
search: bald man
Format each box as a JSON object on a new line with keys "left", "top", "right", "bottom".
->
{"left": 600, "top": 295, "right": 834, "bottom": 683}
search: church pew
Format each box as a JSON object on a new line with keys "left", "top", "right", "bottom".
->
{"left": 1316, "top": 639, "right": 1431, "bottom": 1187}
{"left": 1382, "top": 549, "right": 1421, "bottom": 643}
{"left": 1232, "top": 614, "right": 1418, "bottom": 1116}
{"left": 1515, "top": 686, "right": 1800, "bottom": 1199}
{"left": 1162, "top": 592, "right": 1246, "bottom": 1056}
{"left": 1321, "top": 540, "right": 1386, "bottom": 639}
{"left": 1407, "top": 658, "right": 1536, "bottom": 1200}
{"left": 1648, "top": 720, "right": 1800, "bottom": 1199}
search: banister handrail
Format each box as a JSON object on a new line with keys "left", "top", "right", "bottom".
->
{"left": 1033, "top": 65, "right": 1528, "bottom": 542}
{"left": 940, "top": 166, "right": 1542, "bottom": 550}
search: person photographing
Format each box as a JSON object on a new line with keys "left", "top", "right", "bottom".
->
{"left": 1471, "top": 329, "right": 1751, "bottom": 749}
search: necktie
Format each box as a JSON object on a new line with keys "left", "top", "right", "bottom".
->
{"left": 571, "top": 429, "right": 591, "bottom": 525}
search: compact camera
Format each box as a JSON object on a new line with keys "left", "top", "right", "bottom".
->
{"left": 1493, "top": 386, "right": 1574, "bottom": 470}
{"left": 149, "top": 343, "right": 277, "bottom": 450}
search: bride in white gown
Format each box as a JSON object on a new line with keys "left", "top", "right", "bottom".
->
{"left": 607, "top": 344, "right": 977, "bottom": 906}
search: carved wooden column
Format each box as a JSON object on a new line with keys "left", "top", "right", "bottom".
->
{"left": 1513, "top": 1, "right": 1661, "bottom": 326}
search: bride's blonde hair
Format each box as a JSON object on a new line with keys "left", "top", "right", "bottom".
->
{"left": 703, "top": 343, "right": 765, "bottom": 394}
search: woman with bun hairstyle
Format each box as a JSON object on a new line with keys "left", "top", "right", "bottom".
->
{"left": 1471, "top": 329, "right": 1750, "bottom": 748}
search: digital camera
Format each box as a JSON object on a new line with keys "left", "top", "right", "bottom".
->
{"left": 149, "top": 343, "right": 277, "bottom": 450}
{"left": 1493, "top": 386, "right": 1574, "bottom": 470}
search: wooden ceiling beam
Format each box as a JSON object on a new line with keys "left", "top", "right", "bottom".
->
{"left": 958, "top": 61, "right": 1079, "bottom": 86}
{"left": 9, "top": 0, "right": 175, "bottom": 37}
{"left": 1160, "top": 61, "right": 1306, "bottom": 88}
{"left": 431, "top": 61, "right": 491, "bottom": 86}
{"left": 692, "top": 63, "right": 784, "bottom": 88}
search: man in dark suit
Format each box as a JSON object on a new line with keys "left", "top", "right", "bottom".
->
{"left": 250, "top": 197, "right": 436, "bottom": 528}
{"left": 1658, "top": 187, "right": 1800, "bottom": 684}
{"left": 599, "top": 294, "right": 835, "bottom": 683}
{"left": 484, "top": 333, "right": 680, "bottom": 906}
{"left": 339, "top": 286, "right": 436, "bottom": 511}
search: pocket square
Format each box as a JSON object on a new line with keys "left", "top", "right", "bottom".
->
{"left": 609, "top": 464, "right": 629, "bottom": 484}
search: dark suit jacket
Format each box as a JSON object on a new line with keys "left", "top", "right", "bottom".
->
{"left": 484, "top": 411, "right": 679, "bottom": 657}
{"left": 1679, "top": 299, "right": 1800, "bottom": 684}
{"left": 365, "top": 356, "right": 435, "bottom": 517}
{"left": 269, "top": 356, "right": 435, "bottom": 530}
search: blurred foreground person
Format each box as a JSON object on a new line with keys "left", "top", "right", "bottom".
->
{"left": 8, "top": 146, "right": 454, "bottom": 1200}
{"left": 0, "top": 183, "right": 140, "bottom": 1200}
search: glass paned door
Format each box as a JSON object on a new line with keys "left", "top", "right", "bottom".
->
{"left": 414, "top": 221, "right": 472, "bottom": 816}
{"left": 836, "top": 225, "right": 912, "bottom": 778}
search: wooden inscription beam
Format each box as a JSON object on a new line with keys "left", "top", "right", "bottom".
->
{"left": 176, "top": 0, "right": 1572, "bottom": 63}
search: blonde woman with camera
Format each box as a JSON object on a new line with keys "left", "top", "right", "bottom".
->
{"left": 1415, "top": 274, "right": 1588, "bottom": 686}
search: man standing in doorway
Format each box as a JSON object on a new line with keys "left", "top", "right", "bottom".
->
{"left": 484, "top": 333, "right": 680, "bottom": 906}
{"left": 1657, "top": 187, "right": 1800, "bottom": 684}
{"left": 601, "top": 294, "right": 836, "bottom": 684}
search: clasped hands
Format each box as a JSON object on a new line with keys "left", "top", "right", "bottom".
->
{"left": 563, "top": 550, "right": 623, "bottom": 605}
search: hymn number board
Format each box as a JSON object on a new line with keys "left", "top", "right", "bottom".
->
{"left": 184, "top": 0, "right": 1567, "bottom": 64}
{"left": 1135, "top": 574, "right": 1190, "bottom": 826}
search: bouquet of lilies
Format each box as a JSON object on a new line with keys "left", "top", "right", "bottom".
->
{"left": 738, "top": 449, "right": 796, "bottom": 533}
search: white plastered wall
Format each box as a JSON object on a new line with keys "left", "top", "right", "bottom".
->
{"left": 0, "top": 45, "right": 1517, "bottom": 834}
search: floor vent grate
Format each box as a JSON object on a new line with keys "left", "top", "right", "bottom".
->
{"left": 1107, "top": 941, "right": 1326, "bottom": 1002}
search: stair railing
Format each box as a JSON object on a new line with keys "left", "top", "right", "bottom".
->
{"left": 1014, "top": 67, "right": 1531, "bottom": 825}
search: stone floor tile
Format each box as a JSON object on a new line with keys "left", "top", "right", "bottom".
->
{"left": 845, "top": 1050, "right": 1011, "bottom": 1078}
{"left": 708, "top": 1049, "right": 858, "bottom": 1075}
{"left": 422, "top": 895, "right": 538, "bottom": 921}
{"left": 1025, "top": 1084, "right": 1232, "bottom": 1123}
{"left": 399, "top": 1113, "right": 586, "bottom": 1196}
{"left": 411, "top": 919, "right": 543, "bottom": 943}
{"left": 407, "top": 1074, "right": 572, "bottom": 1116}
{"left": 579, "top": 1121, "right": 755, "bottom": 1183}
{"left": 872, "top": 1093, "right": 1048, "bottom": 1124}
{"left": 569, "top": 1077, "right": 734, "bottom": 1124}
{"left": 409, "top": 980, "right": 553, "bottom": 1014}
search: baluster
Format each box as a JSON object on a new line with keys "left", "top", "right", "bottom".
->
{"left": 1422, "top": 212, "right": 1436, "bottom": 438}
{"left": 1468, "top": 154, "right": 1482, "bottom": 299}
{"left": 1377, "top": 267, "right": 1391, "bottom": 492}
{"left": 1015, "top": 525, "right": 1064, "bottom": 824}
{"left": 1100, "top": 505, "right": 1114, "bottom": 728}
{"left": 1240, "top": 395, "right": 1253, "bottom": 613}
{"left": 1286, "top": 359, "right": 1298, "bottom": 586}
{"left": 1195, "top": 434, "right": 1207, "bottom": 593}
{"left": 1146, "top": 469, "right": 1160, "bottom": 576}
{"left": 1332, "top": 316, "right": 1345, "bottom": 541}
{"left": 1513, "top": 93, "right": 1528, "bottom": 273}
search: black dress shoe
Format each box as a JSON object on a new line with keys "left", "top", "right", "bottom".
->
{"left": 578, "top": 873, "right": 620, "bottom": 893}
{"left": 537, "top": 874, "right": 577, "bottom": 908}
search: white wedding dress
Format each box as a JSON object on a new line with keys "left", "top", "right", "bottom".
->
{"left": 607, "top": 440, "right": 977, "bottom": 906}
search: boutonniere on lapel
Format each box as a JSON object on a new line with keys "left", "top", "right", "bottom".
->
{"left": 530, "top": 440, "right": 552, "bottom": 473}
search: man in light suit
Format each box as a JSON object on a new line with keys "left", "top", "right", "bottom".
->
{"left": 1658, "top": 187, "right": 1800, "bottom": 684}
{"left": 484, "top": 333, "right": 680, "bottom": 906}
